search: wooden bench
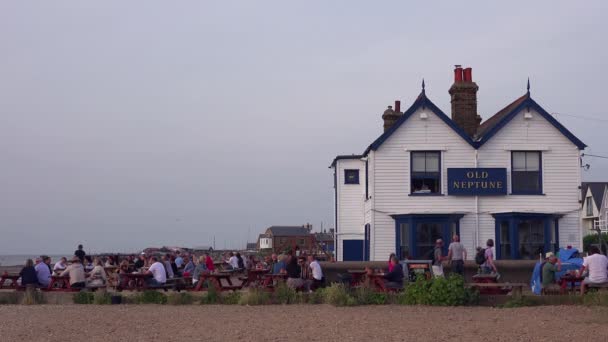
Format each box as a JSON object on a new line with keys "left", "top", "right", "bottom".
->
{"left": 467, "top": 282, "right": 527, "bottom": 296}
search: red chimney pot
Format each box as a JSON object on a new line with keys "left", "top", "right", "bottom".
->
{"left": 454, "top": 66, "right": 463, "bottom": 83}
{"left": 463, "top": 67, "right": 472, "bottom": 82}
{"left": 394, "top": 100, "right": 401, "bottom": 113}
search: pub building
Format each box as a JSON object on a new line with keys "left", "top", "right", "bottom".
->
{"left": 330, "top": 66, "right": 586, "bottom": 262}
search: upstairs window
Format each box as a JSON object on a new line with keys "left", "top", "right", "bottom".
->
{"left": 511, "top": 151, "right": 542, "bottom": 194}
{"left": 344, "top": 169, "right": 359, "bottom": 184}
{"left": 411, "top": 151, "right": 441, "bottom": 194}
{"left": 586, "top": 197, "right": 593, "bottom": 217}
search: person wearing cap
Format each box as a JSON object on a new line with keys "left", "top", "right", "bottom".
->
{"left": 432, "top": 239, "right": 445, "bottom": 277}
{"left": 60, "top": 257, "right": 86, "bottom": 288}
{"left": 35, "top": 255, "right": 52, "bottom": 287}
{"left": 541, "top": 252, "right": 561, "bottom": 291}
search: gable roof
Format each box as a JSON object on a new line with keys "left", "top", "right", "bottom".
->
{"left": 582, "top": 182, "right": 608, "bottom": 209}
{"left": 476, "top": 92, "right": 586, "bottom": 149}
{"left": 364, "top": 91, "right": 477, "bottom": 155}
{"left": 329, "top": 154, "right": 363, "bottom": 168}
{"left": 265, "top": 226, "right": 310, "bottom": 237}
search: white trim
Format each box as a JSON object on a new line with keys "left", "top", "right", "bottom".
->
{"left": 404, "top": 146, "right": 448, "bottom": 151}
{"left": 503, "top": 145, "right": 550, "bottom": 151}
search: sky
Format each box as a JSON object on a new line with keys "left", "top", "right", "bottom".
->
{"left": 1, "top": 1, "right": 607, "bottom": 254}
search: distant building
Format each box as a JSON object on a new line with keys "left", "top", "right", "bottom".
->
{"left": 314, "top": 230, "right": 335, "bottom": 253}
{"left": 246, "top": 243, "right": 257, "bottom": 252}
{"left": 257, "top": 225, "right": 313, "bottom": 254}
{"left": 581, "top": 182, "right": 608, "bottom": 234}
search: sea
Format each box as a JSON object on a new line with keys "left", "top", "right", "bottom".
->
{"left": 0, "top": 254, "right": 73, "bottom": 267}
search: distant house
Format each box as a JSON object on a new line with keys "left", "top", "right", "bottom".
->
{"left": 582, "top": 182, "right": 608, "bottom": 234}
{"left": 258, "top": 226, "right": 313, "bottom": 254}
{"left": 314, "top": 230, "right": 335, "bottom": 253}
{"left": 246, "top": 243, "right": 257, "bottom": 252}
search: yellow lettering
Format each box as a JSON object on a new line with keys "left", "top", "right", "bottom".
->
{"left": 489, "top": 182, "right": 496, "bottom": 189}
{"left": 466, "top": 171, "right": 474, "bottom": 178}
{"left": 496, "top": 181, "right": 503, "bottom": 189}
{"left": 453, "top": 181, "right": 460, "bottom": 189}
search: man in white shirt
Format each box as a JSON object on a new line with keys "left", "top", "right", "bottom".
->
{"left": 227, "top": 252, "right": 239, "bottom": 269}
{"left": 53, "top": 257, "right": 68, "bottom": 273}
{"left": 145, "top": 256, "right": 167, "bottom": 286}
{"left": 580, "top": 246, "right": 608, "bottom": 295}
{"left": 307, "top": 255, "right": 324, "bottom": 290}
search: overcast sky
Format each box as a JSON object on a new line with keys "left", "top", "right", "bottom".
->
{"left": 1, "top": 1, "right": 607, "bottom": 254}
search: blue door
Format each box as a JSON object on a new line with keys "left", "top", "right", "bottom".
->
{"left": 343, "top": 240, "right": 364, "bottom": 261}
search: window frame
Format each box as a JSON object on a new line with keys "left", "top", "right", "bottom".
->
{"left": 409, "top": 151, "right": 442, "bottom": 195}
{"left": 493, "top": 213, "right": 559, "bottom": 260}
{"left": 344, "top": 169, "right": 360, "bottom": 185}
{"left": 586, "top": 197, "right": 594, "bottom": 217}
{"left": 510, "top": 151, "right": 543, "bottom": 195}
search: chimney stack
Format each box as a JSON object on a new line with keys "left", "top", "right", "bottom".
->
{"left": 382, "top": 100, "right": 402, "bottom": 132}
{"left": 448, "top": 65, "right": 481, "bottom": 137}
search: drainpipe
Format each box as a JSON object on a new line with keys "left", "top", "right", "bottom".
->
{"left": 475, "top": 150, "right": 480, "bottom": 249}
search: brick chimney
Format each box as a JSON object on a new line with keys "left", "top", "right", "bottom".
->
{"left": 448, "top": 66, "right": 482, "bottom": 137}
{"left": 382, "top": 100, "right": 402, "bottom": 132}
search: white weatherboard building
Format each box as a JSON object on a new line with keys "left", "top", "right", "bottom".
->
{"left": 331, "top": 67, "right": 586, "bottom": 262}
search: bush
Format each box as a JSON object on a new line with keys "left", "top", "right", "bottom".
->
{"left": 273, "top": 282, "right": 297, "bottom": 304}
{"left": 22, "top": 288, "right": 45, "bottom": 305}
{"left": 136, "top": 290, "right": 167, "bottom": 304}
{"left": 200, "top": 283, "right": 220, "bottom": 305}
{"left": 239, "top": 289, "right": 270, "bottom": 306}
{"left": 167, "top": 292, "right": 194, "bottom": 305}
{"left": 354, "top": 287, "right": 387, "bottom": 305}
{"left": 73, "top": 292, "right": 94, "bottom": 304}
{"left": 583, "top": 291, "right": 608, "bottom": 306}
{"left": 323, "top": 283, "right": 356, "bottom": 307}
{"left": 93, "top": 291, "right": 113, "bottom": 305}
{"left": 308, "top": 288, "right": 325, "bottom": 304}
{"left": 583, "top": 233, "right": 608, "bottom": 253}
{"left": 221, "top": 292, "right": 241, "bottom": 305}
{"left": 403, "top": 275, "right": 470, "bottom": 306}
{"left": 500, "top": 296, "right": 534, "bottom": 308}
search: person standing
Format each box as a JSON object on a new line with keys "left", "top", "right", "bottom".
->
{"left": 480, "top": 239, "right": 498, "bottom": 274}
{"left": 74, "top": 244, "right": 86, "bottom": 263}
{"left": 448, "top": 235, "right": 467, "bottom": 276}
{"left": 308, "top": 255, "right": 324, "bottom": 289}
{"left": 432, "top": 239, "right": 445, "bottom": 277}
{"left": 35, "top": 256, "right": 52, "bottom": 287}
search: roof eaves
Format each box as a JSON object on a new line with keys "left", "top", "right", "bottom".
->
{"left": 329, "top": 154, "right": 364, "bottom": 168}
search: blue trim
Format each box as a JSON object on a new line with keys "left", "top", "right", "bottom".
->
{"left": 391, "top": 214, "right": 464, "bottom": 259}
{"left": 478, "top": 97, "right": 586, "bottom": 150}
{"left": 344, "top": 169, "right": 360, "bottom": 184}
{"left": 408, "top": 193, "right": 445, "bottom": 196}
{"left": 330, "top": 155, "right": 363, "bottom": 168}
{"left": 365, "top": 92, "right": 477, "bottom": 155}
{"left": 492, "top": 212, "right": 562, "bottom": 259}
{"left": 343, "top": 240, "right": 364, "bottom": 261}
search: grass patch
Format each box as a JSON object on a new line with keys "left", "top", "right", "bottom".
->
{"left": 135, "top": 290, "right": 167, "bottom": 304}
{"left": 583, "top": 291, "right": 608, "bottom": 306}
{"left": 323, "top": 283, "right": 356, "bottom": 307}
{"left": 353, "top": 287, "right": 387, "bottom": 305}
{"left": 273, "top": 282, "right": 297, "bottom": 304}
{"left": 500, "top": 296, "right": 535, "bottom": 308}
{"left": 403, "top": 275, "right": 472, "bottom": 306}
{"left": 239, "top": 289, "right": 270, "bottom": 305}
{"left": 0, "top": 293, "right": 21, "bottom": 305}
{"left": 200, "top": 284, "right": 220, "bottom": 304}
{"left": 221, "top": 292, "right": 241, "bottom": 305}
{"left": 93, "top": 291, "right": 113, "bottom": 305}
{"left": 167, "top": 292, "right": 195, "bottom": 305}
{"left": 73, "top": 292, "right": 94, "bottom": 304}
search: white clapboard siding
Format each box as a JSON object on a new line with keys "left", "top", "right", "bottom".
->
{"left": 335, "top": 158, "right": 365, "bottom": 261}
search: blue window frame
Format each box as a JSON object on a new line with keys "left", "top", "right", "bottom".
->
{"left": 392, "top": 214, "right": 463, "bottom": 259}
{"left": 492, "top": 212, "right": 559, "bottom": 260}
{"left": 344, "top": 169, "right": 359, "bottom": 184}
{"left": 511, "top": 151, "right": 542, "bottom": 194}
{"left": 364, "top": 224, "right": 371, "bottom": 261}
{"left": 410, "top": 151, "right": 441, "bottom": 195}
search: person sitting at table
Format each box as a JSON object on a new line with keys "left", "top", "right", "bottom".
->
{"left": 226, "top": 252, "right": 239, "bottom": 270}
{"left": 383, "top": 256, "right": 404, "bottom": 289}
{"left": 145, "top": 256, "right": 167, "bottom": 287}
{"left": 161, "top": 254, "right": 175, "bottom": 279}
{"left": 104, "top": 256, "right": 116, "bottom": 267}
{"left": 134, "top": 253, "right": 146, "bottom": 270}
{"left": 19, "top": 259, "right": 39, "bottom": 287}
{"left": 541, "top": 252, "right": 562, "bottom": 293}
{"left": 192, "top": 255, "right": 209, "bottom": 285}
{"left": 60, "top": 257, "right": 86, "bottom": 289}
{"left": 236, "top": 252, "right": 245, "bottom": 269}
{"left": 118, "top": 260, "right": 130, "bottom": 274}
{"left": 286, "top": 255, "right": 310, "bottom": 291}
{"left": 53, "top": 257, "right": 68, "bottom": 274}
{"left": 83, "top": 255, "right": 94, "bottom": 273}
{"left": 183, "top": 256, "right": 195, "bottom": 276}
{"left": 174, "top": 251, "right": 184, "bottom": 269}
{"left": 169, "top": 255, "right": 180, "bottom": 277}
{"left": 35, "top": 255, "right": 52, "bottom": 288}
{"left": 308, "top": 255, "right": 324, "bottom": 290}
{"left": 205, "top": 253, "right": 215, "bottom": 272}
{"left": 388, "top": 253, "right": 396, "bottom": 272}
{"left": 268, "top": 253, "right": 278, "bottom": 270}
{"left": 579, "top": 246, "right": 608, "bottom": 295}
{"left": 87, "top": 257, "right": 108, "bottom": 287}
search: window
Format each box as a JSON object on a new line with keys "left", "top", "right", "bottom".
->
{"left": 415, "top": 223, "right": 442, "bottom": 259}
{"left": 493, "top": 214, "right": 559, "bottom": 260}
{"left": 499, "top": 221, "right": 511, "bottom": 259}
{"left": 511, "top": 151, "right": 541, "bottom": 194}
{"left": 586, "top": 197, "right": 593, "bottom": 217}
{"left": 394, "top": 214, "right": 462, "bottom": 259}
{"left": 517, "top": 219, "right": 545, "bottom": 260}
{"left": 297, "top": 238, "right": 305, "bottom": 246}
{"left": 411, "top": 151, "right": 441, "bottom": 194}
{"left": 344, "top": 169, "right": 359, "bottom": 184}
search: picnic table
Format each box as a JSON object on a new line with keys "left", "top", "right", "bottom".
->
{"left": 45, "top": 275, "right": 74, "bottom": 291}
{"left": 347, "top": 270, "right": 367, "bottom": 287}
{"left": 365, "top": 272, "right": 388, "bottom": 292}
{"left": 559, "top": 273, "right": 584, "bottom": 294}
{"left": 117, "top": 273, "right": 149, "bottom": 291}
{"left": 240, "top": 269, "right": 270, "bottom": 288}
{"left": 0, "top": 273, "right": 20, "bottom": 289}
{"left": 193, "top": 272, "right": 241, "bottom": 292}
